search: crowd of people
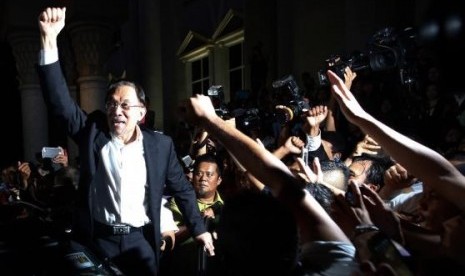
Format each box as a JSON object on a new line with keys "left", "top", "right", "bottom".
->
{"left": 0, "top": 5, "right": 464, "bottom": 276}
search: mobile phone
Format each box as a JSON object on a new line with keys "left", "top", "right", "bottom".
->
{"left": 42, "top": 147, "right": 62, "bottom": 159}
{"left": 367, "top": 231, "right": 413, "bottom": 275}
{"left": 345, "top": 187, "right": 356, "bottom": 206}
{"left": 182, "top": 155, "right": 194, "bottom": 172}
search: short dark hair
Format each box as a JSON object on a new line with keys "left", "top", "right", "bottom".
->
{"left": 105, "top": 80, "right": 146, "bottom": 106}
{"left": 304, "top": 182, "right": 335, "bottom": 214}
{"left": 193, "top": 153, "right": 223, "bottom": 177}
{"left": 352, "top": 154, "right": 394, "bottom": 189}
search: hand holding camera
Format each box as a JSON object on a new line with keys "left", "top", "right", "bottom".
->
{"left": 41, "top": 146, "right": 68, "bottom": 167}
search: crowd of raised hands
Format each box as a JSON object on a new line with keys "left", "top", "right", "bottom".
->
{"left": 2, "top": 70, "right": 464, "bottom": 275}
{"left": 180, "top": 68, "right": 465, "bottom": 275}
{"left": 3, "top": 6, "right": 465, "bottom": 274}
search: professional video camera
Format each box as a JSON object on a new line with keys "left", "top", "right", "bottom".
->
{"left": 317, "top": 26, "right": 417, "bottom": 86}
{"left": 272, "top": 74, "right": 310, "bottom": 124}
{"left": 207, "top": 84, "right": 263, "bottom": 137}
{"left": 235, "top": 107, "right": 262, "bottom": 135}
{"left": 207, "top": 85, "right": 231, "bottom": 119}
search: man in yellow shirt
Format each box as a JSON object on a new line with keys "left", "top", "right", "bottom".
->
{"left": 168, "top": 153, "right": 224, "bottom": 275}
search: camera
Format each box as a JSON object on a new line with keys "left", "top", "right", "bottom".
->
{"left": 317, "top": 26, "right": 417, "bottom": 86}
{"left": 207, "top": 85, "right": 231, "bottom": 119}
{"left": 272, "top": 74, "right": 310, "bottom": 124}
{"left": 235, "top": 108, "right": 262, "bottom": 135}
{"left": 317, "top": 52, "right": 370, "bottom": 87}
{"left": 181, "top": 155, "right": 195, "bottom": 172}
{"left": 42, "top": 147, "right": 62, "bottom": 159}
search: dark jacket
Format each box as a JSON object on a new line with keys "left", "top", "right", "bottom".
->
{"left": 38, "top": 61, "right": 206, "bottom": 267}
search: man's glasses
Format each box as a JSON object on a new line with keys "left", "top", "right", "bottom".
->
{"left": 105, "top": 101, "right": 144, "bottom": 111}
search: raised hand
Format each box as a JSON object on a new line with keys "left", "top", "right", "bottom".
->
{"left": 343, "top": 66, "right": 357, "bottom": 90}
{"left": 353, "top": 134, "right": 382, "bottom": 157}
{"left": 17, "top": 161, "right": 32, "bottom": 190}
{"left": 383, "top": 163, "right": 415, "bottom": 191}
{"left": 295, "top": 156, "right": 323, "bottom": 185}
{"left": 358, "top": 184, "right": 404, "bottom": 243}
{"left": 327, "top": 70, "right": 370, "bottom": 125}
{"left": 304, "top": 105, "right": 328, "bottom": 129}
{"left": 337, "top": 181, "right": 374, "bottom": 228}
{"left": 283, "top": 136, "right": 305, "bottom": 155}
{"left": 187, "top": 94, "right": 219, "bottom": 125}
{"left": 379, "top": 163, "right": 416, "bottom": 201}
{"left": 38, "top": 7, "right": 66, "bottom": 50}
{"left": 52, "top": 147, "right": 68, "bottom": 167}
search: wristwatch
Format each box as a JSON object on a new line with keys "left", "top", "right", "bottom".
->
{"left": 353, "top": 224, "right": 379, "bottom": 237}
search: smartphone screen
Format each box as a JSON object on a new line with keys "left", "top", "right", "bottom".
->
{"left": 42, "top": 147, "right": 62, "bottom": 159}
{"left": 367, "top": 232, "right": 413, "bottom": 275}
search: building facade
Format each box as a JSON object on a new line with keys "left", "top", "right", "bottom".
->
{"left": 0, "top": 0, "right": 442, "bottom": 166}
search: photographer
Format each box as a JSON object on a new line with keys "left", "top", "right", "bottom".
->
{"left": 273, "top": 68, "right": 357, "bottom": 164}
{"left": 186, "top": 94, "right": 359, "bottom": 275}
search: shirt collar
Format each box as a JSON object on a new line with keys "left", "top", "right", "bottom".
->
{"left": 111, "top": 125, "right": 144, "bottom": 146}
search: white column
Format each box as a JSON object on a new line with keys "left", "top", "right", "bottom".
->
{"left": 8, "top": 32, "right": 48, "bottom": 162}
{"left": 68, "top": 22, "right": 114, "bottom": 113}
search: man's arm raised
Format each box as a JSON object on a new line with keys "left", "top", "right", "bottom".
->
{"left": 38, "top": 7, "right": 66, "bottom": 51}
{"left": 187, "top": 94, "right": 350, "bottom": 244}
{"left": 327, "top": 69, "right": 465, "bottom": 212}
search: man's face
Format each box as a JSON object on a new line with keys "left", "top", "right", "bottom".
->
{"left": 349, "top": 160, "right": 382, "bottom": 191}
{"left": 349, "top": 160, "right": 372, "bottom": 184}
{"left": 193, "top": 161, "right": 222, "bottom": 199}
{"left": 106, "top": 85, "right": 146, "bottom": 140}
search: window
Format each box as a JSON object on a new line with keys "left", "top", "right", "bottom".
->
{"left": 191, "top": 56, "right": 210, "bottom": 95}
{"left": 228, "top": 43, "right": 244, "bottom": 101}
{"left": 178, "top": 12, "right": 244, "bottom": 101}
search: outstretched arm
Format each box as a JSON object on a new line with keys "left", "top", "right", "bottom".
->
{"left": 187, "top": 94, "right": 350, "bottom": 243}
{"left": 38, "top": 7, "right": 66, "bottom": 51}
{"left": 37, "top": 7, "right": 87, "bottom": 138}
{"left": 327, "top": 70, "right": 465, "bottom": 212}
{"left": 273, "top": 136, "right": 304, "bottom": 160}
